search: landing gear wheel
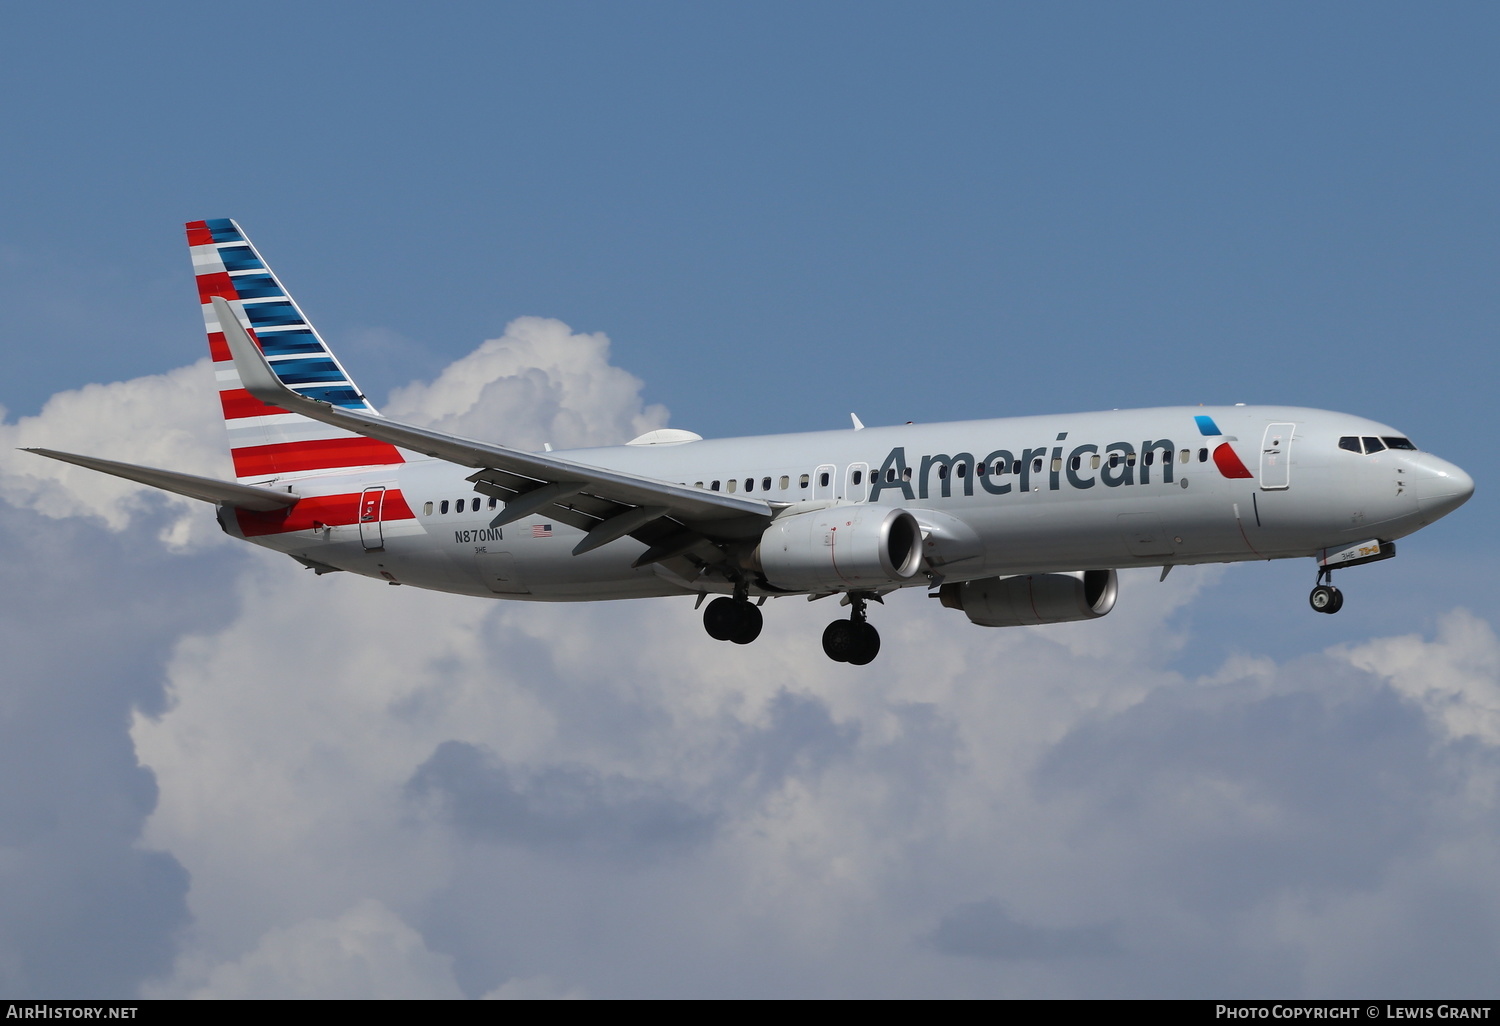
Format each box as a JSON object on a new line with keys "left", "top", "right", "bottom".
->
{"left": 845, "top": 622, "right": 881, "bottom": 665}
{"left": 822, "top": 620, "right": 858, "bottom": 662}
{"left": 1309, "top": 585, "right": 1343, "bottom": 614}
{"left": 705, "top": 597, "right": 764, "bottom": 643}
{"left": 703, "top": 597, "right": 740, "bottom": 640}
{"left": 730, "top": 602, "right": 763, "bottom": 645}
{"left": 824, "top": 592, "right": 883, "bottom": 664}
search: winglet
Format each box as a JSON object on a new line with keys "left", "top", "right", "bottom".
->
{"left": 851, "top": 413, "right": 865, "bottom": 431}
{"left": 211, "top": 296, "right": 302, "bottom": 409}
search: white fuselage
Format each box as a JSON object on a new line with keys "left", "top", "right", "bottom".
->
{"left": 221, "top": 404, "right": 1473, "bottom": 602}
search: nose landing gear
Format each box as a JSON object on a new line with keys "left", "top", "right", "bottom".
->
{"left": 1309, "top": 567, "right": 1344, "bottom": 615}
{"left": 822, "top": 593, "right": 881, "bottom": 665}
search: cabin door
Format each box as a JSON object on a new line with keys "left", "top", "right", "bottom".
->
{"left": 358, "top": 487, "right": 386, "bottom": 551}
{"left": 1260, "top": 423, "right": 1294, "bottom": 490}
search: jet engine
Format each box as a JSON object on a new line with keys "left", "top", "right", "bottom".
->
{"left": 938, "top": 570, "right": 1118, "bottom": 627}
{"left": 757, "top": 506, "right": 924, "bottom": 592}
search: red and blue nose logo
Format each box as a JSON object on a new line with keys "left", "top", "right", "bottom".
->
{"left": 1195, "top": 415, "right": 1254, "bottom": 479}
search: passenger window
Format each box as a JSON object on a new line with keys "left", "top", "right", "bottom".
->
{"left": 456, "top": 498, "right": 466, "bottom": 513}
{"left": 1144, "top": 451, "right": 1154, "bottom": 466}
{"left": 1109, "top": 454, "right": 1120, "bottom": 469}
{"left": 440, "top": 500, "right": 449, "bottom": 514}
{"left": 763, "top": 477, "right": 772, "bottom": 491}
{"left": 852, "top": 470, "right": 864, "bottom": 485}
{"left": 489, "top": 497, "right": 498, "bottom": 509}
{"left": 1362, "top": 436, "right": 1386, "bottom": 453}
{"left": 1339, "top": 436, "right": 1361, "bottom": 453}
{"left": 819, "top": 472, "right": 830, "bottom": 487}
{"left": 711, "top": 480, "right": 720, "bottom": 491}
{"left": 1198, "top": 448, "right": 1209, "bottom": 462}
{"left": 695, "top": 481, "right": 703, "bottom": 488}
{"left": 727, "top": 480, "right": 738, "bottom": 493}
{"left": 743, "top": 478, "right": 753, "bottom": 492}
{"left": 956, "top": 464, "right": 967, "bottom": 478}
{"left": 1090, "top": 455, "right": 1101, "bottom": 470}
{"left": 1070, "top": 456, "right": 1081, "bottom": 471}
{"left": 1180, "top": 449, "right": 1190, "bottom": 463}
{"left": 423, "top": 501, "right": 433, "bottom": 516}
{"left": 1050, "top": 458, "right": 1062, "bottom": 473}
{"left": 1032, "top": 458, "right": 1043, "bottom": 473}
{"left": 903, "top": 468, "right": 913, "bottom": 481}
{"left": 886, "top": 468, "right": 896, "bottom": 482}
{"left": 937, "top": 465, "right": 948, "bottom": 479}
{"left": 799, "top": 474, "right": 810, "bottom": 489}
{"left": 779, "top": 476, "right": 788, "bottom": 489}
{"left": 1126, "top": 453, "right": 1136, "bottom": 466}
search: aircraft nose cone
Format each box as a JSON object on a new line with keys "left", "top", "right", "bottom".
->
{"left": 1409, "top": 454, "right": 1474, "bottom": 522}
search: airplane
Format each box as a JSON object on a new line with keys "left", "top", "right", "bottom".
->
{"left": 26, "top": 219, "right": 1475, "bottom": 664}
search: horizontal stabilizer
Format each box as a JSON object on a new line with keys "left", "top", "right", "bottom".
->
{"left": 23, "top": 448, "right": 300, "bottom": 512}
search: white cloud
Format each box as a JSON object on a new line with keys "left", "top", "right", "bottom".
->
{"left": 9, "top": 317, "right": 1500, "bottom": 998}
{"left": 1339, "top": 609, "right": 1500, "bottom": 745}
{"left": 0, "top": 359, "right": 226, "bottom": 546}
{"left": 169, "top": 900, "right": 464, "bottom": 999}
{"left": 385, "top": 316, "right": 668, "bottom": 449}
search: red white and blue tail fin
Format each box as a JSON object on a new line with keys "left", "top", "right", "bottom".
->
{"left": 187, "top": 218, "right": 406, "bottom": 483}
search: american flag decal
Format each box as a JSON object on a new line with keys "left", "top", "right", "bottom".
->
{"left": 532, "top": 524, "right": 553, "bottom": 538}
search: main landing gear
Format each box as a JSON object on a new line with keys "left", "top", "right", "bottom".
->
{"left": 1309, "top": 567, "right": 1344, "bottom": 615}
{"left": 703, "top": 595, "right": 763, "bottom": 645}
{"left": 698, "top": 590, "right": 883, "bottom": 664}
{"left": 822, "top": 593, "right": 881, "bottom": 665}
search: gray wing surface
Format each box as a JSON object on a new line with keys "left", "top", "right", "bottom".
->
{"left": 24, "top": 447, "right": 299, "bottom": 511}
{"left": 211, "top": 297, "right": 773, "bottom": 562}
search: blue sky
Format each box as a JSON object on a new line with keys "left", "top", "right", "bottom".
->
{"left": 1, "top": 1, "right": 1497, "bottom": 998}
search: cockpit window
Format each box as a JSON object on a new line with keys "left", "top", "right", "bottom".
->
{"left": 1341, "top": 435, "right": 1416, "bottom": 455}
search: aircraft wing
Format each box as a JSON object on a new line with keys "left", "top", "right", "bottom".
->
{"left": 212, "top": 298, "right": 773, "bottom": 559}
{"left": 24, "top": 447, "right": 299, "bottom": 512}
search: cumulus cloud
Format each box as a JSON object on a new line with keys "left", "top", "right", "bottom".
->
{"left": 171, "top": 900, "right": 464, "bottom": 999}
{"left": 1339, "top": 609, "right": 1500, "bottom": 745}
{"left": 0, "top": 359, "right": 225, "bottom": 546}
{"left": 7, "top": 315, "right": 1500, "bottom": 998}
{"left": 0, "top": 316, "right": 666, "bottom": 550}
{"left": 385, "top": 316, "right": 669, "bottom": 449}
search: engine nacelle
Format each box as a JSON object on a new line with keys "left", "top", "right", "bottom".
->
{"left": 938, "top": 570, "right": 1118, "bottom": 627}
{"left": 757, "top": 506, "right": 924, "bottom": 592}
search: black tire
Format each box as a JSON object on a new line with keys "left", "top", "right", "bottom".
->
{"left": 1326, "top": 587, "right": 1344, "bottom": 614}
{"left": 845, "top": 622, "right": 881, "bottom": 665}
{"left": 730, "top": 602, "right": 764, "bottom": 645}
{"left": 1310, "top": 585, "right": 1337, "bottom": 614}
{"left": 704, "top": 597, "right": 740, "bottom": 640}
{"left": 822, "top": 620, "right": 857, "bottom": 662}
